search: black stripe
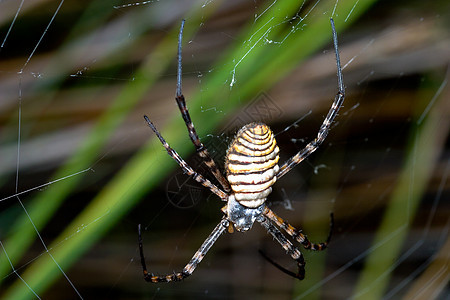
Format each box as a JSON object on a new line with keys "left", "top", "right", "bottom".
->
{"left": 226, "top": 157, "right": 278, "bottom": 167}
{"left": 231, "top": 139, "right": 276, "bottom": 153}
{"left": 230, "top": 178, "right": 273, "bottom": 186}
{"left": 243, "top": 130, "right": 270, "bottom": 141}
{"left": 227, "top": 148, "right": 273, "bottom": 158}
{"left": 227, "top": 166, "right": 277, "bottom": 176}
{"left": 241, "top": 132, "right": 272, "bottom": 144}
{"left": 226, "top": 149, "right": 277, "bottom": 161}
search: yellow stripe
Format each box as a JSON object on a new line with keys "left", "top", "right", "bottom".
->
{"left": 228, "top": 167, "right": 277, "bottom": 184}
{"left": 227, "top": 146, "right": 278, "bottom": 163}
{"left": 227, "top": 157, "right": 279, "bottom": 173}
{"left": 243, "top": 130, "right": 271, "bottom": 144}
{"left": 232, "top": 139, "right": 278, "bottom": 157}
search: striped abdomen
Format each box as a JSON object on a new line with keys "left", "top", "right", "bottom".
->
{"left": 225, "top": 123, "right": 279, "bottom": 208}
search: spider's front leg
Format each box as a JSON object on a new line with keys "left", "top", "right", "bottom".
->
{"left": 276, "top": 18, "right": 345, "bottom": 179}
{"left": 138, "top": 220, "right": 228, "bottom": 283}
{"left": 173, "top": 19, "right": 231, "bottom": 193}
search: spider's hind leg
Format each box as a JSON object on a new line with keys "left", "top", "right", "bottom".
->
{"left": 258, "top": 209, "right": 333, "bottom": 279}
{"left": 138, "top": 220, "right": 228, "bottom": 283}
{"left": 258, "top": 249, "right": 305, "bottom": 280}
{"left": 258, "top": 215, "right": 306, "bottom": 280}
{"left": 138, "top": 224, "right": 188, "bottom": 283}
{"left": 263, "top": 207, "right": 334, "bottom": 251}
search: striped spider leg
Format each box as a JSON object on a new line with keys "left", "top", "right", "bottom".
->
{"left": 263, "top": 207, "right": 334, "bottom": 251}
{"left": 258, "top": 17, "right": 343, "bottom": 277}
{"left": 259, "top": 208, "right": 334, "bottom": 278}
{"left": 139, "top": 18, "right": 344, "bottom": 282}
{"left": 138, "top": 220, "right": 229, "bottom": 282}
{"left": 257, "top": 215, "right": 307, "bottom": 279}
{"left": 277, "top": 18, "right": 345, "bottom": 179}
{"left": 140, "top": 116, "right": 228, "bottom": 282}
{"left": 143, "top": 115, "right": 228, "bottom": 200}
{"left": 173, "top": 19, "right": 231, "bottom": 193}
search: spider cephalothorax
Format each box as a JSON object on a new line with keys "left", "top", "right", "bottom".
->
{"left": 139, "top": 18, "right": 344, "bottom": 283}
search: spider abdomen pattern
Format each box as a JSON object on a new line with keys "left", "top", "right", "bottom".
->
{"left": 225, "top": 123, "right": 280, "bottom": 208}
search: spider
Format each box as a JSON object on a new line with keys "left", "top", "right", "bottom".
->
{"left": 139, "top": 18, "right": 345, "bottom": 282}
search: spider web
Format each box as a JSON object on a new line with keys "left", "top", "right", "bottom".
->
{"left": 0, "top": 0, "right": 449, "bottom": 299}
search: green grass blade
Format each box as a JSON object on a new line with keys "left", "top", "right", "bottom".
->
{"left": 352, "top": 75, "right": 449, "bottom": 299}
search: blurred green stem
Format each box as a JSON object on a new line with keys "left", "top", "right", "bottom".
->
{"left": 352, "top": 73, "right": 449, "bottom": 299}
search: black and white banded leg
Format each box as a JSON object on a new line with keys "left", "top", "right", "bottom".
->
{"left": 257, "top": 216, "right": 307, "bottom": 280}
{"left": 143, "top": 115, "right": 228, "bottom": 200}
{"left": 277, "top": 18, "right": 345, "bottom": 179}
{"left": 138, "top": 220, "right": 228, "bottom": 282}
{"left": 263, "top": 207, "right": 333, "bottom": 250}
{"left": 173, "top": 20, "right": 231, "bottom": 193}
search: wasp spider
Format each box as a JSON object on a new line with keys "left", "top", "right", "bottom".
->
{"left": 139, "top": 18, "right": 345, "bottom": 282}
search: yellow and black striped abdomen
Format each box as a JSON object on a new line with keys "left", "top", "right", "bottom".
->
{"left": 225, "top": 123, "right": 279, "bottom": 208}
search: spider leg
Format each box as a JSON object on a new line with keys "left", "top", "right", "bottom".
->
{"left": 174, "top": 20, "right": 231, "bottom": 193}
{"left": 258, "top": 249, "right": 301, "bottom": 279}
{"left": 138, "top": 220, "right": 228, "bottom": 282}
{"left": 258, "top": 215, "right": 306, "bottom": 280}
{"left": 263, "top": 207, "right": 334, "bottom": 250}
{"left": 144, "top": 115, "right": 228, "bottom": 200}
{"left": 277, "top": 18, "right": 345, "bottom": 179}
